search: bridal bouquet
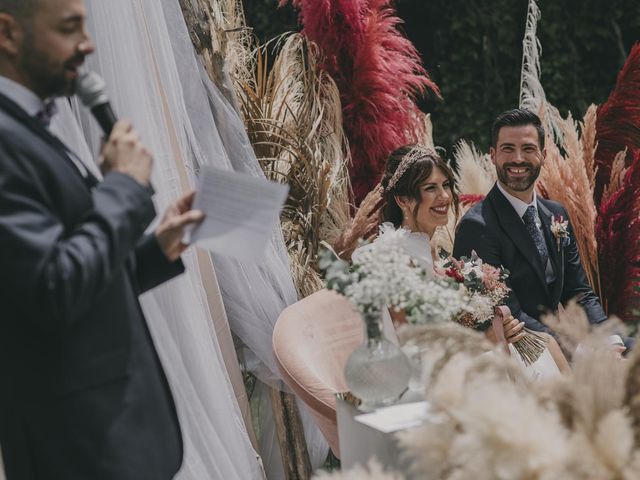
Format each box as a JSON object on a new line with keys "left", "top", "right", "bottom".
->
{"left": 440, "top": 251, "right": 510, "bottom": 329}
{"left": 320, "top": 225, "right": 468, "bottom": 324}
{"left": 439, "top": 252, "right": 548, "bottom": 365}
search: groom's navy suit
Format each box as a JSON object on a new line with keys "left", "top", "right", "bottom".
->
{"left": 0, "top": 90, "right": 183, "bottom": 479}
{"left": 453, "top": 184, "right": 606, "bottom": 333}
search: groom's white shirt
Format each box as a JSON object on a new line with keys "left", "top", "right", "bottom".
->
{"left": 496, "top": 181, "right": 554, "bottom": 283}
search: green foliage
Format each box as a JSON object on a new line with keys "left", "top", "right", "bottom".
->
{"left": 244, "top": 0, "right": 640, "bottom": 158}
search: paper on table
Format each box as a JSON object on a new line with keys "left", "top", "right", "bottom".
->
{"left": 354, "top": 401, "right": 431, "bottom": 433}
{"left": 186, "top": 166, "right": 289, "bottom": 261}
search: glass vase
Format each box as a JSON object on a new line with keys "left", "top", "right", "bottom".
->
{"left": 344, "top": 311, "right": 411, "bottom": 411}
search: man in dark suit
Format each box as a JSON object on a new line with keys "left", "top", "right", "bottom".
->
{"left": 0, "top": 0, "right": 204, "bottom": 478}
{"left": 452, "top": 109, "right": 622, "bottom": 349}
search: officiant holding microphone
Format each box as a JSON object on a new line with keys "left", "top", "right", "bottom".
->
{"left": 0, "top": 0, "right": 204, "bottom": 478}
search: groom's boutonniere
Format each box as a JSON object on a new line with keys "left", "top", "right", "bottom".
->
{"left": 550, "top": 215, "right": 569, "bottom": 252}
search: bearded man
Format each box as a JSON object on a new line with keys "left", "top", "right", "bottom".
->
{"left": 452, "top": 109, "right": 614, "bottom": 344}
{"left": 0, "top": 0, "right": 204, "bottom": 478}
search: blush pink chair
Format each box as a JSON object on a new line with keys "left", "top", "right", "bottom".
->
{"left": 272, "top": 289, "right": 364, "bottom": 458}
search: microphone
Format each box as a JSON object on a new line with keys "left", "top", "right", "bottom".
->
{"left": 75, "top": 72, "right": 117, "bottom": 136}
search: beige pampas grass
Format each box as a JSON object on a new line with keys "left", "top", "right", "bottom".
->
{"left": 452, "top": 140, "right": 496, "bottom": 196}
{"left": 330, "top": 310, "right": 640, "bottom": 480}
{"left": 602, "top": 149, "right": 628, "bottom": 204}
{"left": 580, "top": 104, "right": 598, "bottom": 192}
{"left": 538, "top": 115, "right": 601, "bottom": 298}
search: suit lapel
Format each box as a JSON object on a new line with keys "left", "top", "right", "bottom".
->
{"left": 538, "top": 200, "right": 564, "bottom": 303}
{"left": 487, "top": 185, "right": 549, "bottom": 292}
{"left": 0, "top": 93, "right": 93, "bottom": 190}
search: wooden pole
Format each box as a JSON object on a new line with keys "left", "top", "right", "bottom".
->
{"left": 269, "top": 387, "right": 313, "bottom": 479}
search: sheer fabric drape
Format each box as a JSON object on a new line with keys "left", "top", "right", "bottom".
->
{"left": 50, "top": 0, "right": 328, "bottom": 477}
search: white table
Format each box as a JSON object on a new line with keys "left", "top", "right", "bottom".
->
{"left": 336, "top": 395, "right": 426, "bottom": 477}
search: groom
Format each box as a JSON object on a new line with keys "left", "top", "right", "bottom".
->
{"left": 0, "top": 0, "right": 204, "bottom": 478}
{"left": 453, "top": 109, "right": 613, "bottom": 343}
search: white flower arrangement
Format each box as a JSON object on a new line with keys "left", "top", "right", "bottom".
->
{"left": 320, "top": 224, "right": 468, "bottom": 324}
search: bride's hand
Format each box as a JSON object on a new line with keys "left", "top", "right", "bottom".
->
{"left": 503, "top": 315, "right": 526, "bottom": 344}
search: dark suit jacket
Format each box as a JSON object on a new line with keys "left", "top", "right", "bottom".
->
{"left": 453, "top": 184, "right": 606, "bottom": 333}
{"left": 0, "top": 93, "right": 184, "bottom": 479}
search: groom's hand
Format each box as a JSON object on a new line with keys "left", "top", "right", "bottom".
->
{"left": 155, "top": 191, "right": 205, "bottom": 261}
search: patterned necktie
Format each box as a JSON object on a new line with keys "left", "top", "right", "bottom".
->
{"left": 522, "top": 205, "right": 549, "bottom": 268}
{"left": 35, "top": 100, "right": 58, "bottom": 128}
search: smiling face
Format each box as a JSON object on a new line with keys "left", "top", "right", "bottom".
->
{"left": 400, "top": 166, "right": 453, "bottom": 237}
{"left": 490, "top": 124, "right": 545, "bottom": 202}
{"left": 1, "top": 0, "right": 95, "bottom": 98}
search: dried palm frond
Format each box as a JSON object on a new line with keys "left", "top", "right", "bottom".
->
{"left": 235, "top": 33, "right": 351, "bottom": 298}
{"left": 594, "top": 42, "right": 640, "bottom": 206}
{"left": 538, "top": 116, "right": 601, "bottom": 298}
{"left": 452, "top": 139, "right": 495, "bottom": 196}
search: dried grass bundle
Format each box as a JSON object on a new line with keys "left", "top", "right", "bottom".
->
{"left": 236, "top": 34, "right": 351, "bottom": 298}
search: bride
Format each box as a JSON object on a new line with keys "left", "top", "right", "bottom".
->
{"left": 374, "top": 144, "right": 569, "bottom": 378}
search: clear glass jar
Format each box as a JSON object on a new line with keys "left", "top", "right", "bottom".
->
{"left": 344, "top": 311, "right": 411, "bottom": 411}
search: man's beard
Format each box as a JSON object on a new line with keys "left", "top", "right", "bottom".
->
{"left": 19, "top": 36, "right": 82, "bottom": 98}
{"left": 496, "top": 162, "right": 541, "bottom": 192}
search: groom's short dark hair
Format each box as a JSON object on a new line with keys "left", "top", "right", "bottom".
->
{"left": 491, "top": 108, "right": 545, "bottom": 149}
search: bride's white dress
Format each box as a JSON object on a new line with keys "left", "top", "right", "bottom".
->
{"left": 368, "top": 223, "right": 561, "bottom": 381}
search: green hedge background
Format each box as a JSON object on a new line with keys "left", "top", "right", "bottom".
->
{"left": 242, "top": 0, "right": 640, "bottom": 155}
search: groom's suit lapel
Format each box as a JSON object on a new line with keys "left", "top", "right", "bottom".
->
{"left": 487, "top": 185, "right": 549, "bottom": 294}
{"left": 537, "top": 200, "right": 564, "bottom": 303}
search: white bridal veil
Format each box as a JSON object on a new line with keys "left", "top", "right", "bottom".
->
{"left": 49, "top": 0, "right": 328, "bottom": 478}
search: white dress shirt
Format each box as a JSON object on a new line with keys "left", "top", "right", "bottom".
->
{"left": 497, "top": 181, "right": 555, "bottom": 283}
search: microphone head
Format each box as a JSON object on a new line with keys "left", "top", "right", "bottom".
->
{"left": 75, "top": 71, "right": 110, "bottom": 108}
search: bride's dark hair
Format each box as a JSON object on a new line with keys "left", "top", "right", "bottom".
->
{"left": 381, "top": 144, "right": 459, "bottom": 228}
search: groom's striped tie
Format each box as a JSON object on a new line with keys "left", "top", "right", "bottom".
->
{"left": 522, "top": 205, "right": 549, "bottom": 268}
